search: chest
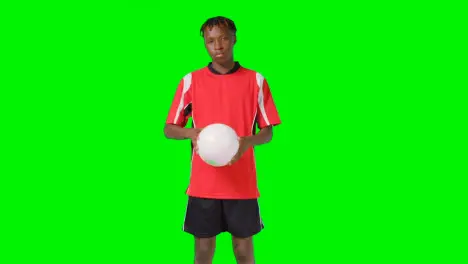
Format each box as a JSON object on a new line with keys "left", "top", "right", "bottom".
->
{"left": 192, "top": 77, "right": 257, "bottom": 110}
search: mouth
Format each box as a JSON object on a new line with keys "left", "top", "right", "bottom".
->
{"left": 215, "top": 53, "right": 224, "bottom": 58}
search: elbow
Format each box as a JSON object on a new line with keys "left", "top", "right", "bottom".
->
{"left": 265, "top": 126, "right": 273, "bottom": 143}
{"left": 163, "top": 124, "right": 170, "bottom": 139}
{"left": 164, "top": 123, "right": 182, "bottom": 139}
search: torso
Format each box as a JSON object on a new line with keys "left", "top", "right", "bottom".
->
{"left": 187, "top": 65, "right": 260, "bottom": 199}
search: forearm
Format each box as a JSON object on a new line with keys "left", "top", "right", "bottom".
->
{"left": 164, "top": 124, "right": 191, "bottom": 140}
{"left": 246, "top": 126, "right": 273, "bottom": 146}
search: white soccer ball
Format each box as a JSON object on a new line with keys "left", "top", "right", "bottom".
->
{"left": 197, "top": 123, "right": 239, "bottom": 167}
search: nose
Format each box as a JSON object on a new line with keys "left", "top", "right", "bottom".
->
{"left": 214, "top": 40, "right": 224, "bottom": 50}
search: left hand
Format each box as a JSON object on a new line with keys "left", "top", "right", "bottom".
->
{"left": 228, "top": 137, "right": 251, "bottom": 166}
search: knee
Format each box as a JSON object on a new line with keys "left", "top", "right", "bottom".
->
{"left": 196, "top": 247, "right": 214, "bottom": 262}
{"left": 195, "top": 238, "right": 215, "bottom": 263}
{"left": 233, "top": 238, "right": 253, "bottom": 262}
{"left": 234, "top": 251, "right": 251, "bottom": 263}
{"left": 234, "top": 248, "right": 252, "bottom": 262}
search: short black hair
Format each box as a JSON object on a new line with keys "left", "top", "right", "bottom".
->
{"left": 200, "top": 16, "right": 237, "bottom": 37}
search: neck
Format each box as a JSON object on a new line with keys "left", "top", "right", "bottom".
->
{"left": 211, "top": 60, "right": 235, "bottom": 74}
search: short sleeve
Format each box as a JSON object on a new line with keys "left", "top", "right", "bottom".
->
{"left": 165, "top": 73, "right": 192, "bottom": 127}
{"left": 256, "top": 73, "right": 281, "bottom": 129}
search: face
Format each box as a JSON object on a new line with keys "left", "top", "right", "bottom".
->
{"left": 203, "top": 25, "right": 236, "bottom": 64}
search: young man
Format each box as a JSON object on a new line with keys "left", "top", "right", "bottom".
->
{"left": 164, "top": 16, "right": 281, "bottom": 264}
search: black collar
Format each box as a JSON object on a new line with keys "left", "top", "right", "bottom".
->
{"left": 208, "top": 61, "right": 241, "bottom": 75}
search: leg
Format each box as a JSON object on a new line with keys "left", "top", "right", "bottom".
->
{"left": 183, "top": 196, "right": 225, "bottom": 264}
{"left": 195, "top": 236, "right": 216, "bottom": 264}
{"left": 232, "top": 236, "right": 255, "bottom": 264}
{"left": 222, "top": 199, "right": 263, "bottom": 264}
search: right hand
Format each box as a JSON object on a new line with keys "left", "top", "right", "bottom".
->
{"left": 185, "top": 128, "right": 202, "bottom": 153}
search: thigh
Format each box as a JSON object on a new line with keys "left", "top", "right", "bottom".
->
{"left": 222, "top": 199, "right": 264, "bottom": 238}
{"left": 184, "top": 196, "right": 224, "bottom": 238}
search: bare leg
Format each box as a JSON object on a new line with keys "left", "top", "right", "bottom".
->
{"left": 194, "top": 236, "right": 216, "bottom": 264}
{"left": 232, "top": 236, "right": 255, "bottom": 264}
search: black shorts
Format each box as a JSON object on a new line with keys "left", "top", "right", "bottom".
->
{"left": 183, "top": 196, "right": 264, "bottom": 238}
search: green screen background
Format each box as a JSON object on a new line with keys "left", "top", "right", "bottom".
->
{"left": 2, "top": 1, "right": 464, "bottom": 264}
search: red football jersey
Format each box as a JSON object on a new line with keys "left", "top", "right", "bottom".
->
{"left": 165, "top": 62, "right": 281, "bottom": 199}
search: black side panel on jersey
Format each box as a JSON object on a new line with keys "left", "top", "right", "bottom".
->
{"left": 184, "top": 103, "right": 192, "bottom": 117}
{"left": 252, "top": 114, "right": 258, "bottom": 136}
{"left": 182, "top": 103, "right": 194, "bottom": 156}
